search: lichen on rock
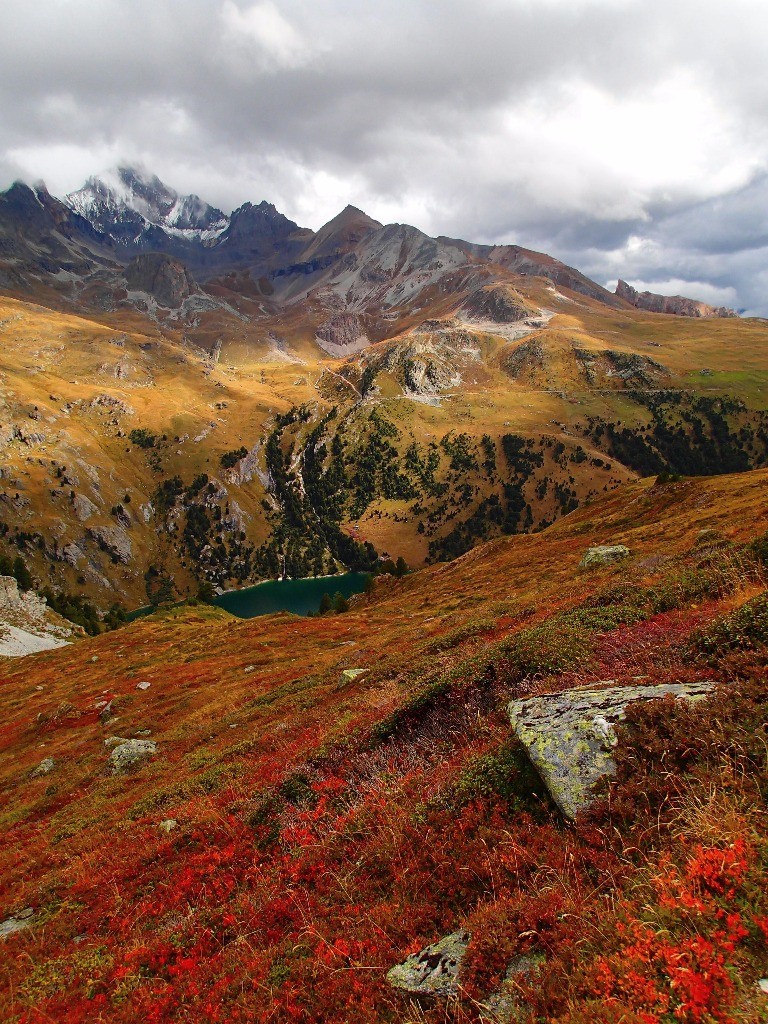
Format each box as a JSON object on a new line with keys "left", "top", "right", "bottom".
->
{"left": 509, "top": 681, "right": 717, "bottom": 818}
{"left": 580, "top": 544, "right": 630, "bottom": 569}
{"left": 108, "top": 738, "right": 158, "bottom": 773}
{"left": 387, "top": 929, "right": 470, "bottom": 998}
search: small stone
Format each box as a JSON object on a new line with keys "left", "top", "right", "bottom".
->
{"left": 341, "top": 668, "right": 368, "bottom": 682}
{"left": 244, "top": 665, "right": 256, "bottom": 673}
{"left": 30, "top": 757, "right": 55, "bottom": 778}
{"left": 158, "top": 819, "right": 177, "bottom": 833}
{"left": 98, "top": 701, "right": 113, "bottom": 722}
{"left": 136, "top": 681, "right": 151, "bottom": 691}
{"left": 108, "top": 739, "right": 158, "bottom": 773}
{"left": 758, "top": 978, "right": 768, "bottom": 995}
{"left": 91, "top": 655, "right": 99, "bottom": 663}
{"left": 0, "top": 915, "right": 32, "bottom": 938}
{"left": 104, "top": 736, "right": 129, "bottom": 748}
{"left": 134, "top": 729, "right": 152, "bottom": 737}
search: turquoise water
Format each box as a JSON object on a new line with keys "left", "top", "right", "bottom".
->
{"left": 213, "top": 572, "right": 370, "bottom": 619}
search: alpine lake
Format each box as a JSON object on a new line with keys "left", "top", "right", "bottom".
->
{"left": 213, "top": 572, "right": 370, "bottom": 619}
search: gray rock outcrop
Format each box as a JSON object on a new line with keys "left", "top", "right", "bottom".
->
{"left": 509, "top": 681, "right": 717, "bottom": 818}
{"left": 125, "top": 253, "right": 198, "bottom": 308}
{"left": 463, "top": 283, "right": 537, "bottom": 323}
{"left": 88, "top": 525, "right": 132, "bottom": 564}
{"left": 0, "top": 576, "right": 46, "bottom": 619}
{"left": 616, "top": 280, "right": 737, "bottom": 319}
{"left": 72, "top": 492, "right": 98, "bottom": 522}
{"left": 315, "top": 312, "right": 369, "bottom": 355}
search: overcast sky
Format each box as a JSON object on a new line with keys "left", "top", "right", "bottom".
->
{"left": 2, "top": 0, "right": 768, "bottom": 313}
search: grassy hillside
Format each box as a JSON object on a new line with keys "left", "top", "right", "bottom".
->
{"left": 1, "top": 469, "right": 767, "bottom": 1022}
{"left": 1, "top": 282, "right": 768, "bottom": 613}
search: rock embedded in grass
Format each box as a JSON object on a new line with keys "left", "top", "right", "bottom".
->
{"left": 0, "top": 908, "right": 34, "bottom": 939}
{"left": 509, "top": 681, "right": 717, "bottom": 818}
{"left": 387, "top": 929, "right": 470, "bottom": 997}
{"left": 580, "top": 544, "right": 630, "bottom": 568}
{"left": 480, "top": 953, "right": 544, "bottom": 1023}
{"left": 108, "top": 738, "right": 158, "bottom": 773}
{"left": 30, "top": 757, "right": 55, "bottom": 777}
{"left": 341, "top": 668, "right": 368, "bottom": 682}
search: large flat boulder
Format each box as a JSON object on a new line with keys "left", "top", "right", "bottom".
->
{"left": 509, "top": 681, "right": 716, "bottom": 818}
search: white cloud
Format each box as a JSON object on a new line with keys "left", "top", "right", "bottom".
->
{"left": 220, "top": 1, "right": 314, "bottom": 70}
{"left": 2, "top": 0, "right": 768, "bottom": 310}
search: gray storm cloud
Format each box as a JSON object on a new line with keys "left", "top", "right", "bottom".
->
{"left": 1, "top": 0, "right": 767, "bottom": 312}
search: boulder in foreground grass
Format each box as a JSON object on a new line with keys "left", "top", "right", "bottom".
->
{"left": 108, "top": 738, "right": 158, "bottom": 773}
{"left": 580, "top": 544, "right": 630, "bottom": 568}
{"left": 30, "top": 757, "right": 55, "bottom": 777}
{"left": 387, "top": 929, "right": 470, "bottom": 997}
{"left": 509, "top": 681, "right": 716, "bottom": 818}
{"left": 0, "top": 908, "right": 34, "bottom": 939}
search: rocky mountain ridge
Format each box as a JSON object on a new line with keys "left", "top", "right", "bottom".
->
{"left": 0, "top": 167, "right": 742, "bottom": 334}
{"left": 616, "top": 278, "right": 737, "bottom": 318}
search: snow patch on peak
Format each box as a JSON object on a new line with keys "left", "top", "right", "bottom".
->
{"left": 65, "top": 166, "right": 230, "bottom": 243}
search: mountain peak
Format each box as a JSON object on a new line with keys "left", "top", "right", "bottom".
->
{"left": 66, "top": 167, "right": 229, "bottom": 245}
{"left": 299, "top": 204, "right": 382, "bottom": 262}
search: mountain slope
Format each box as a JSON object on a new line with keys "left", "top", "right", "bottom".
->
{"left": 1, "top": 275, "right": 767, "bottom": 611}
{"left": 1, "top": 468, "right": 766, "bottom": 1022}
{"left": 1, "top": 168, "right": 768, "bottom": 611}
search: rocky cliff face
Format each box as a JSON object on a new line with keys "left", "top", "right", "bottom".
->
{"left": 0, "top": 576, "right": 46, "bottom": 618}
{"left": 462, "top": 282, "right": 538, "bottom": 323}
{"left": 124, "top": 253, "right": 198, "bottom": 308}
{"left": 0, "top": 576, "right": 78, "bottom": 658}
{"left": 616, "top": 279, "right": 737, "bottom": 318}
{"left": 315, "top": 312, "right": 370, "bottom": 355}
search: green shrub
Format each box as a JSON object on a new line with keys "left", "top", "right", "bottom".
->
{"left": 129, "top": 428, "right": 157, "bottom": 449}
{"left": 689, "top": 593, "right": 768, "bottom": 662}
{"left": 220, "top": 447, "right": 248, "bottom": 469}
{"left": 452, "top": 739, "right": 550, "bottom": 815}
{"left": 42, "top": 588, "right": 101, "bottom": 635}
{"left": 749, "top": 530, "right": 768, "bottom": 568}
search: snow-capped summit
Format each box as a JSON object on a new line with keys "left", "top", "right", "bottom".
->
{"left": 65, "top": 166, "right": 229, "bottom": 245}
